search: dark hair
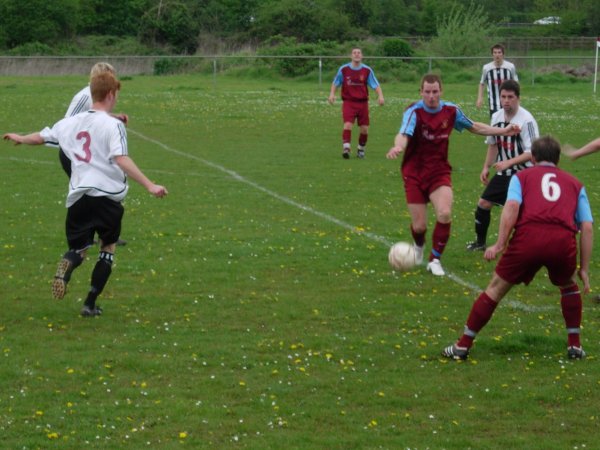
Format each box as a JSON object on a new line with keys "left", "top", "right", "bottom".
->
{"left": 420, "top": 73, "right": 442, "bottom": 90}
{"left": 532, "top": 136, "right": 561, "bottom": 165}
{"left": 491, "top": 44, "right": 505, "bottom": 54}
{"left": 499, "top": 79, "right": 520, "bottom": 97}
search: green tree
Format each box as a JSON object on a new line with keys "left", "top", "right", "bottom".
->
{"left": 139, "top": 0, "right": 199, "bottom": 53}
{"left": 0, "top": 0, "right": 79, "bottom": 48}
{"left": 427, "top": 1, "right": 497, "bottom": 58}
{"left": 78, "top": 0, "right": 149, "bottom": 36}
{"left": 252, "top": 0, "right": 354, "bottom": 43}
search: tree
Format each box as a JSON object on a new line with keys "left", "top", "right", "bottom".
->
{"left": 78, "top": 0, "right": 149, "bottom": 36}
{"left": 0, "top": 0, "right": 79, "bottom": 48}
{"left": 139, "top": 0, "right": 199, "bottom": 53}
{"left": 428, "top": 1, "right": 497, "bottom": 58}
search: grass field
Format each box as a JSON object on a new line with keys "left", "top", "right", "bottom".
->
{"left": 1, "top": 74, "right": 600, "bottom": 449}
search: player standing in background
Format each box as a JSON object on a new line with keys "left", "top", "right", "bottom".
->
{"left": 386, "top": 74, "right": 520, "bottom": 277}
{"left": 467, "top": 80, "right": 539, "bottom": 251}
{"left": 328, "top": 47, "right": 384, "bottom": 159}
{"left": 476, "top": 44, "right": 518, "bottom": 116}
{"left": 443, "top": 136, "right": 592, "bottom": 361}
{"left": 3, "top": 72, "right": 168, "bottom": 317}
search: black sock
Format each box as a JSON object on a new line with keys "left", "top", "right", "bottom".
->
{"left": 62, "top": 250, "right": 84, "bottom": 283}
{"left": 84, "top": 252, "right": 113, "bottom": 309}
{"left": 474, "top": 206, "right": 491, "bottom": 245}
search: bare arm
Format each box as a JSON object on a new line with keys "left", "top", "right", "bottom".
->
{"left": 565, "top": 138, "right": 600, "bottom": 161}
{"left": 115, "top": 155, "right": 168, "bottom": 198}
{"left": 480, "top": 144, "right": 498, "bottom": 184}
{"left": 484, "top": 199, "right": 519, "bottom": 260}
{"left": 328, "top": 83, "right": 338, "bottom": 105}
{"left": 374, "top": 86, "right": 384, "bottom": 106}
{"left": 386, "top": 133, "right": 409, "bottom": 159}
{"left": 468, "top": 121, "right": 520, "bottom": 137}
{"left": 494, "top": 151, "right": 532, "bottom": 172}
{"left": 578, "top": 221, "right": 593, "bottom": 293}
{"left": 476, "top": 83, "right": 484, "bottom": 109}
{"left": 3, "top": 132, "right": 44, "bottom": 146}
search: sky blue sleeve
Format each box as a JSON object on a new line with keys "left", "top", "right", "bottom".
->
{"left": 399, "top": 107, "right": 417, "bottom": 136}
{"left": 575, "top": 187, "right": 593, "bottom": 224}
{"left": 453, "top": 106, "right": 474, "bottom": 132}
{"left": 367, "top": 69, "right": 380, "bottom": 89}
{"left": 332, "top": 67, "right": 343, "bottom": 86}
{"left": 506, "top": 175, "right": 523, "bottom": 204}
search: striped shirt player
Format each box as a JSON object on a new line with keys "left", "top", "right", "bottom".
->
{"left": 328, "top": 48, "right": 384, "bottom": 159}
{"left": 442, "top": 136, "right": 593, "bottom": 361}
{"left": 479, "top": 60, "right": 518, "bottom": 115}
{"left": 468, "top": 80, "right": 538, "bottom": 251}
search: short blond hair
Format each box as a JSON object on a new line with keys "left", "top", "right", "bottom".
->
{"left": 89, "top": 62, "right": 116, "bottom": 80}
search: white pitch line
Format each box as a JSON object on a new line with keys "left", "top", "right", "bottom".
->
{"left": 129, "top": 129, "right": 550, "bottom": 313}
{"left": 1, "top": 135, "right": 549, "bottom": 312}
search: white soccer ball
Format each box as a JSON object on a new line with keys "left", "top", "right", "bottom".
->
{"left": 388, "top": 242, "right": 416, "bottom": 272}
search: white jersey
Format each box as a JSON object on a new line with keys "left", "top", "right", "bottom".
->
{"left": 40, "top": 110, "right": 129, "bottom": 207}
{"left": 480, "top": 61, "right": 518, "bottom": 113}
{"left": 65, "top": 85, "right": 92, "bottom": 117}
{"left": 486, "top": 106, "right": 538, "bottom": 176}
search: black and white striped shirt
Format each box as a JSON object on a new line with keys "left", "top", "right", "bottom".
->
{"left": 486, "top": 106, "right": 539, "bottom": 176}
{"left": 480, "top": 61, "right": 518, "bottom": 114}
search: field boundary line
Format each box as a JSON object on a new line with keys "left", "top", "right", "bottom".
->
{"left": 136, "top": 130, "right": 554, "bottom": 313}
{"left": 1, "top": 134, "right": 549, "bottom": 313}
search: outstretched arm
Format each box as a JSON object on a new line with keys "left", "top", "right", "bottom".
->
{"left": 564, "top": 138, "right": 600, "bottom": 161}
{"left": 3, "top": 132, "right": 44, "bottom": 146}
{"left": 468, "top": 121, "right": 521, "bottom": 137}
{"left": 115, "top": 155, "right": 168, "bottom": 198}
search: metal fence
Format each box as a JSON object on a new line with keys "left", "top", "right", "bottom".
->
{"left": 0, "top": 54, "right": 597, "bottom": 87}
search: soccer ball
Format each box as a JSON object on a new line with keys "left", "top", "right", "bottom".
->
{"left": 388, "top": 242, "right": 416, "bottom": 272}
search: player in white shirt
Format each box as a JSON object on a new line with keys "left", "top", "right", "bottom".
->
{"left": 467, "top": 80, "right": 539, "bottom": 251}
{"left": 3, "top": 72, "right": 167, "bottom": 317}
{"left": 59, "top": 62, "right": 128, "bottom": 177}
{"left": 59, "top": 63, "right": 129, "bottom": 246}
{"left": 476, "top": 44, "right": 518, "bottom": 116}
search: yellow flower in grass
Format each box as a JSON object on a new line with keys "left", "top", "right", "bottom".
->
{"left": 179, "top": 431, "right": 188, "bottom": 439}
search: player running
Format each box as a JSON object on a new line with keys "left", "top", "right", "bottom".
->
{"left": 3, "top": 72, "right": 168, "bottom": 317}
{"left": 386, "top": 74, "right": 520, "bottom": 277}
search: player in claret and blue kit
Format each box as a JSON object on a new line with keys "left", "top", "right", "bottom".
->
{"left": 328, "top": 47, "right": 384, "bottom": 159}
{"left": 442, "top": 136, "right": 593, "bottom": 361}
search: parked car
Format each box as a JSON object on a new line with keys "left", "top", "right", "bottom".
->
{"left": 534, "top": 16, "right": 561, "bottom": 25}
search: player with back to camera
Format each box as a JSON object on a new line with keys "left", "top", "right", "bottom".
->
{"left": 3, "top": 72, "right": 168, "bottom": 317}
{"left": 328, "top": 47, "right": 384, "bottom": 159}
{"left": 442, "top": 136, "right": 592, "bottom": 361}
{"left": 59, "top": 62, "right": 129, "bottom": 246}
{"left": 386, "top": 74, "right": 520, "bottom": 277}
{"left": 466, "top": 80, "right": 539, "bottom": 251}
{"left": 476, "top": 44, "right": 518, "bottom": 116}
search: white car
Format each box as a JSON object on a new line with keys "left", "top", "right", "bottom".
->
{"left": 534, "top": 16, "right": 561, "bottom": 25}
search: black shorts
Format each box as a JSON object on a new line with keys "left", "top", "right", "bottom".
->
{"left": 480, "top": 174, "right": 512, "bottom": 206}
{"left": 66, "top": 195, "right": 124, "bottom": 250}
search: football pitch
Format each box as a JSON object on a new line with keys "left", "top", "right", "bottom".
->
{"left": 1, "top": 74, "right": 600, "bottom": 449}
